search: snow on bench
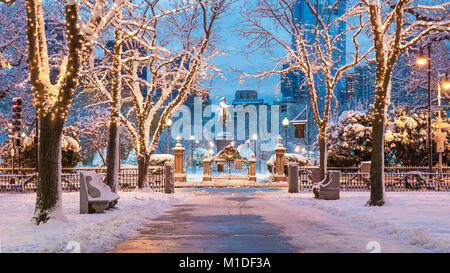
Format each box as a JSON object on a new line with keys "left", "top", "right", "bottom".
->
{"left": 80, "top": 171, "right": 120, "bottom": 214}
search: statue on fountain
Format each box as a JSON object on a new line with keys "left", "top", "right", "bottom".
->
{"left": 216, "top": 97, "right": 233, "bottom": 151}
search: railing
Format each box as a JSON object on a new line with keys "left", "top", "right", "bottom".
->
{"left": 0, "top": 167, "right": 165, "bottom": 193}
{"left": 298, "top": 168, "right": 450, "bottom": 192}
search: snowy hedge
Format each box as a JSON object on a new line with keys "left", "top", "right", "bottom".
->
{"left": 266, "top": 153, "right": 313, "bottom": 173}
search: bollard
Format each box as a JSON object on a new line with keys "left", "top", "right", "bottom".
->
{"left": 288, "top": 162, "right": 299, "bottom": 193}
{"left": 164, "top": 163, "right": 175, "bottom": 194}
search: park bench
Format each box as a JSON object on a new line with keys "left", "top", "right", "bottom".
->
{"left": 80, "top": 171, "right": 120, "bottom": 214}
{"left": 313, "top": 171, "right": 341, "bottom": 200}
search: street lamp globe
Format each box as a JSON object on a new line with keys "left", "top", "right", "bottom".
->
{"left": 416, "top": 49, "right": 428, "bottom": 66}
{"left": 442, "top": 74, "right": 450, "bottom": 91}
{"left": 166, "top": 118, "right": 173, "bottom": 127}
{"left": 282, "top": 117, "right": 290, "bottom": 127}
{"left": 252, "top": 133, "right": 258, "bottom": 141}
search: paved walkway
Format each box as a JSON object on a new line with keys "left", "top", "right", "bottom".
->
{"left": 109, "top": 190, "right": 425, "bottom": 253}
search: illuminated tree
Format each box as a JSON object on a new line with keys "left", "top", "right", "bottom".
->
{"left": 0, "top": 0, "right": 126, "bottom": 224}
{"left": 362, "top": 0, "right": 449, "bottom": 206}
{"left": 86, "top": 0, "right": 227, "bottom": 189}
{"left": 240, "top": 0, "right": 371, "bottom": 180}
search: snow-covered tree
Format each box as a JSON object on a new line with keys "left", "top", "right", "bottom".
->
{"left": 75, "top": 107, "right": 110, "bottom": 166}
{"left": 239, "top": 0, "right": 371, "bottom": 180}
{"left": 361, "top": 0, "right": 449, "bottom": 206}
{"left": 86, "top": 0, "right": 228, "bottom": 189}
{"left": 0, "top": 0, "right": 127, "bottom": 224}
{"left": 0, "top": 0, "right": 27, "bottom": 99}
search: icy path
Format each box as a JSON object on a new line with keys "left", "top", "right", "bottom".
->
{"left": 110, "top": 190, "right": 426, "bottom": 253}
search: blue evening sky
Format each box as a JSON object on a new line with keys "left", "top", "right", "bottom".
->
{"left": 208, "top": 0, "right": 372, "bottom": 105}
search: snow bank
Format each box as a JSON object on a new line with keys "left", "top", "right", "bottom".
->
{"left": 273, "top": 192, "right": 450, "bottom": 252}
{"left": 0, "top": 191, "right": 185, "bottom": 253}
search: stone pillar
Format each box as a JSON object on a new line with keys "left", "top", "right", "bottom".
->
{"left": 173, "top": 135, "right": 186, "bottom": 182}
{"left": 288, "top": 162, "right": 299, "bottom": 193}
{"left": 203, "top": 153, "right": 212, "bottom": 182}
{"left": 164, "top": 162, "right": 175, "bottom": 194}
{"left": 273, "top": 135, "right": 287, "bottom": 182}
{"left": 249, "top": 153, "right": 257, "bottom": 182}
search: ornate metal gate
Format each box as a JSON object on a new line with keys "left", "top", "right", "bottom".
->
{"left": 209, "top": 145, "right": 250, "bottom": 180}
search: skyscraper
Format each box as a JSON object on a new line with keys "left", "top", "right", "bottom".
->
{"left": 280, "top": 0, "right": 347, "bottom": 106}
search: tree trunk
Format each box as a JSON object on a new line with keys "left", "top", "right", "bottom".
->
{"left": 105, "top": 122, "right": 119, "bottom": 192}
{"left": 368, "top": 92, "right": 387, "bottom": 206}
{"left": 318, "top": 132, "right": 327, "bottom": 180}
{"left": 105, "top": 14, "right": 122, "bottom": 193}
{"left": 32, "top": 116, "right": 65, "bottom": 224}
{"left": 137, "top": 154, "right": 149, "bottom": 189}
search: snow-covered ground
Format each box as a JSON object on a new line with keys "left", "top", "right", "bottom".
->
{"left": 267, "top": 191, "right": 450, "bottom": 252}
{"left": 0, "top": 191, "right": 185, "bottom": 253}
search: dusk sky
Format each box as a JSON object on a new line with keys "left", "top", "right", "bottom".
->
{"left": 209, "top": 0, "right": 373, "bottom": 105}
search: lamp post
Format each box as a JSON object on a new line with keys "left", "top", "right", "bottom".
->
{"left": 190, "top": 136, "right": 194, "bottom": 173}
{"left": 166, "top": 118, "right": 173, "bottom": 154}
{"left": 252, "top": 133, "right": 258, "bottom": 173}
{"left": 282, "top": 117, "right": 290, "bottom": 149}
{"left": 416, "top": 46, "right": 432, "bottom": 173}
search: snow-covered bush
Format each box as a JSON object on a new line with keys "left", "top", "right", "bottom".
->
{"left": 125, "top": 150, "right": 174, "bottom": 167}
{"left": 385, "top": 106, "right": 449, "bottom": 166}
{"left": 0, "top": 126, "right": 83, "bottom": 170}
{"left": 266, "top": 153, "right": 313, "bottom": 173}
{"left": 326, "top": 106, "right": 449, "bottom": 167}
{"left": 326, "top": 109, "right": 374, "bottom": 167}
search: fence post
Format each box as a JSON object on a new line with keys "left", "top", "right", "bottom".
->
{"left": 288, "top": 162, "right": 299, "bottom": 193}
{"left": 249, "top": 153, "right": 257, "bottom": 182}
{"left": 164, "top": 163, "right": 175, "bottom": 194}
{"left": 273, "top": 135, "right": 287, "bottom": 182}
{"left": 203, "top": 153, "right": 212, "bottom": 182}
{"left": 173, "top": 135, "right": 186, "bottom": 183}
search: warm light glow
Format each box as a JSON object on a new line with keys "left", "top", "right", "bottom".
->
{"left": 282, "top": 117, "right": 290, "bottom": 127}
{"left": 252, "top": 134, "right": 258, "bottom": 140}
{"left": 442, "top": 76, "right": 450, "bottom": 91}
{"left": 295, "top": 146, "right": 300, "bottom": 153}
{"left": 416, "top": 50, "right": 428, "bottom": 66}
{"left": 209, "top": 141, "right": 214, "bottom": 147}
{"left": 190, "top": 135, "right": 194, "bottom": 140}
{"left": 166, "top": 118, "right": 173, "bottom": 127}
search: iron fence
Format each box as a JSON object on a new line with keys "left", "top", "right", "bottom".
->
{"left": 298, "top": 168, "right": 450, "bottom": 192}
{"left": 0, "top": 167, "right": 165, "bottom": 193}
